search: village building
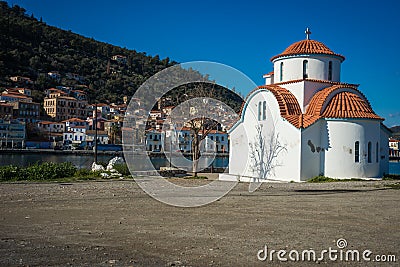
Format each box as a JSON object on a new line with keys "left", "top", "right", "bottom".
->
{"left": 389, "top": 139, "right": 400, "bottom": 158}
{"left": 43, "top": 89, "right": 88, "bottom": 121}
{"left": 0, "top": 119, "right": 26, "bottom": 148}
{"left": 145, "top": 128, "right": 163, "bottom": 152}
{"left": 202, "top": 130, "right": 229, "bottom": 153}
{"left": 85, "top": 130, "right": 109, "bottom": 146}
{"left": 220, "top": 29, "right": 390, "bottom": 182}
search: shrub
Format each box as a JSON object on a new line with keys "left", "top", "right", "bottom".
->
{"left": 308, "top": 176, "right": 336, "bottom": 183}
{"left": 73, "top": 168, "right": 102, "bottom": 179}
{"left": 0, "top": 165, "right": 22, "bottom": 181}
{"left": 25, "top": 162, "right": 77, "bottom": 180}
{"left": 0, "top": 162, "right": 77, "bottom": 181}
{"left": 383, "top": 174, "right": 400, "bottom": 180}
{"left": 113, "top": 163, "right": 130, "bottom": 176}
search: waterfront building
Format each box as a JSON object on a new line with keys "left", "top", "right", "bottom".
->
{"left": 62, "top": 117, "right": 88, "bottom": 131}
{"left": 145, "top": 128, "right": 163, "bottom": 152}
{"left": 85, "top": 130, "right": 109, "bottom": 146}
{"left": 63, "top": 126, "right": 87, "bottom": 146}
{"left": 220, "top": 29, "right": 390, "bottom": 182}
{"left": 0, "top": 119, "right": 26, "bottom": 148}
{"left": 104, "top": 119, "right": 123, "bottom": 144}
{"left": 389, "top": 139, "right": 400, "bottom": 158}
{"left": 202, "top": 130, "right": 229, "bottom": 153}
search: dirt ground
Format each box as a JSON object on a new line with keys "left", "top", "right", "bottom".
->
{"left": 0, "top": 178, "right": 399, "bottom": 266}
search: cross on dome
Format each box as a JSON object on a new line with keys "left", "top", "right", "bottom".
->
{"left": 305, "top": 27, "right": 311, "bottom": 40}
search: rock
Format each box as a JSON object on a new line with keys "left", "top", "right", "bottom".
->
{"left": 106, "top": 156, "right": 124, "bottom": 171}
{"left": 92, "top": 162, "right": 105, "bottom": 171}
{"left": 100, "top": 173, "right": 109, "bottom": 178}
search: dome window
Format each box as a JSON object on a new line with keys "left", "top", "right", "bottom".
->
{"left": 328, "top": 61, "right": 333, "bottom": 80}
{"left": 303, "top": 60, "right": 308, "bottom": 79}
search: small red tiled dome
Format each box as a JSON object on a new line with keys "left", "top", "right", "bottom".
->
{"left": 322, "top": 91, "right": 382, "bottom": 120}
{"left": 270, "top": 39, "right": 345, "bottom": 61}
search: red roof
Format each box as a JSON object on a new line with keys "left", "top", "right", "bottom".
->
{"left": 240, "top": 84, "right": 382, "bottom": 129}
{"left": 270, "top": 39, "right": 345, "bottom": 61}
{"left": 62, "top": 118, "right": 86, "bottom": 123}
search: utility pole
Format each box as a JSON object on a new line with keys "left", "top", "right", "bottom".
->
{"left": 94, "top": 103, "right": 98, "bottom": 164}
{"left": 169, "top": 132, "right": 172, "bottom": 168}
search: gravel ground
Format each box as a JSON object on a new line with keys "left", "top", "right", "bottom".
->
{"left": 0, "top": 179, "right": 399, "bottom": 266}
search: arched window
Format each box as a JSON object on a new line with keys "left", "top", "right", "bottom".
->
{"left": 355, "top": 141, "right": 360, "bottom": 162}
{"left": 376, "top": 142, "right": 379, "bottom": 163}
{"left": 368, "top": 142, "right": 372, "bottom": 163}
{"left": 258, "top": 101, "right": 267, "bottom": 121}
{"left": 328, "top": 61, "right": 333, "bottom": 80}
{"left": 280, "top": 62, "right": 284, "bottom": 81}
{"left": 303, "top": 60, "right": 308, "bottom": 79}
{"left": 262, "top": 101, "right": 267, "bottom": 120}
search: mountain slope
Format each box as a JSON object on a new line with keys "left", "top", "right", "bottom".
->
{"left": 0, "top": 1, "right": 174, "bottom": 104}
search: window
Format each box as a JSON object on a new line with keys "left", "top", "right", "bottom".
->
{"left": 303, "top": 60, "right": 308, "bottom": 79}
{"left": 280, "top": 62, "right": 284, "bottom": 81}
{"left": 262, "top": 101, "right": 267, "bottom": 120}
{"left": 221, "top": 136, "right": 224, "bottom": 141}
{"left": 368, "top": 142, "right": 372, "bottom": 163}
{"left": 258, "top": 101, "right": 267, "bottom": 121}
{"left": 149, "top": 134, "right": 152, "bottom": 140}
{"left": 328, "top": 61, "right": 332, "bottom": 80}
{"left": 149, "top": 144, "right": 152, "bottom": 151}
{"left": 216, "top": 136, "right": 219, "bottom": 142}
{"left": 355, "top": 141, "right": 360, "bottom": 162}
{"left": 210, "top": 136, "right": 213, "bottom": 140}
{"left": 376, "top": 142, "right": 379, "bottom": 163}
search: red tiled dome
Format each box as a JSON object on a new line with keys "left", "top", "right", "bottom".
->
{"left": 270, "top": 39, "right": 345, "bottom": 61}
{"left": 305, "top": 85, "right": 382, "bottom": 127}
{"left": 322, "top": 91, "right": 382, "bottom": 120}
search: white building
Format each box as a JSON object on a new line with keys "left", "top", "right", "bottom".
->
{"left": 37, "top": 121, "right": 65, "bottom": 133}
{"left": 63, "top": 126, "right": 87, "bottom": 145}
{"left": 62, "top": 117, "right": 88, "bottom": 131}
{"left": 202, "top": 130, "right": 229, "bottom": 153}
{"left": 389, "top": 139, "right": 400, "bottom": 157}
{"left": 220, "top": 29, "right": 390, "bottom": 182}
{"left": 85, "top": 130, "right": 109, "bottom": 145}
{"left": 145, "top": 128, "right": 163, "bottom": 152}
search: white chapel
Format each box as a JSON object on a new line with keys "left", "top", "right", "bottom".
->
{"left": 220, "top": 29, "right": 390, "bottom": 182}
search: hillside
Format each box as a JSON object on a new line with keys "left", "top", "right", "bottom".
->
{"left": 0, "top": 1, "right": 243, "bottom": 112}
{"left": 0, "top": 2, "right": 173, "bottom": 104}
{"left": 390, "top": 126, "right": 400, "bottom": 139}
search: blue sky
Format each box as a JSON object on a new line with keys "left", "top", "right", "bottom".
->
{"left": 7, "top": 0, "right": 400, "bottom": 127}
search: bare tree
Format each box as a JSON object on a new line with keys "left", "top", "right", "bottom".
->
{"left": 187, "top": 117, "right": 218, "bottom": 177}
{"left": 186, "top": 83, "right": 219, "bottom": 177}
{"left": 249, "top": 125, "right": 287, "bottom": 181}
{"left": 165, "top": 82, "right": 238, "bottom": 177}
